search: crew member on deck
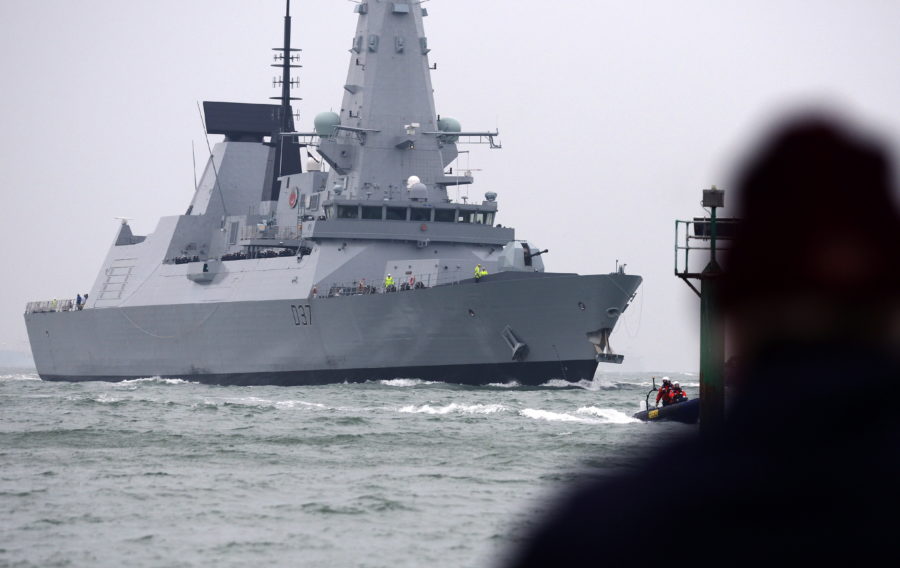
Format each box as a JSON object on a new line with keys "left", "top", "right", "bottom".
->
{"left": 384, "top": 273, "right": 395, "bottom": 292}
{"left": 474, "top": 264, "right": 488, "bottom": 282}
{"left": 655, "top": 378, "right": 673, "bottom": 407}
{"left": 670, "top": 381, "right": 688, "bottom": 404}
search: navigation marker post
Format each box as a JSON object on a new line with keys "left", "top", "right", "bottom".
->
{"left": 698, "top": 187, "right": 725, "bottom": 438}
{"left": 675, "top": 186, "right": 729, "bottom": 438}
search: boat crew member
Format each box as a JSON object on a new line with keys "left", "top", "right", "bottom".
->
{"left": 671, "top": 382, "right": 688, "bottom": 403}
{"left": 384, "top": 273, "right": 395, "bottom": 291}
{"left": 76, "top": 294, "right": 82, "bottom": 310}
{"left": 655, "top": 378, "right": 673, "bottom": 407}
{"left": 474, "top": 264, "right": 488, "bottom": 282}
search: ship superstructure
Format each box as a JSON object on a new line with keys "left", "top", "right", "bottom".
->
{"left": 24, "top": 1, "right": 641, "bottom": 385}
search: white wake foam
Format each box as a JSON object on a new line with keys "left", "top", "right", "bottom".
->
{"left": 206, "top": 396, "right": 329, "bottom": 410}
{"left": 486, "top": 381, "right": 521, "bottom": 388}
{"left": 93, "top": 393, "right": 122, "bottom": 404}
{"left": 540, "top": 378, "right": 617, "bottom": 391}
{"left": 575, "top": 406, "right": 639, "bottom": 424}
{"left": 0, "top": 373, "right": 40, "bottom": 381}
{"left": 519, "top": 408, "right": 604, "bottom": 424}
{"left": 120, "top": 377, "right": 197, "bottom": 385}
{"left": 541, "top": 379, "right": 591, "bottom": 389}
{"left": 399, "top": 403, "right": 507, "bottom": 415}
{"left": 274, "top": 400, "right": 328, "bottom": 410}
{"left": 379, "top": 379, "right": 438, "bottom": 387}
{"left": 520, "top": 407, "right": 638, "bottom": 424}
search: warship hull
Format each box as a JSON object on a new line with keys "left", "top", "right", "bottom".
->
{"left": 25, "top": 273, "right": 640, "bottom": 386}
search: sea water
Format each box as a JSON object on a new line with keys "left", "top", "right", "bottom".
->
{"left": 0, "top": 369, "right": 696, "bottom": 567}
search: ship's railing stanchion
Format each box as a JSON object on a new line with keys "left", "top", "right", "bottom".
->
{"left": 25, "top": 298, "right": 76, "bottom": 314}
{"left": 317, "top": 273, "right": 440, "bottom": 299}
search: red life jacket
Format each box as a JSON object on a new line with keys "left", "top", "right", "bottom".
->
{"left": 665, "top": 390, "right": 679, "bottom": 405}
{"left": 656, "top": 385, "right": 672, "bottom": 405}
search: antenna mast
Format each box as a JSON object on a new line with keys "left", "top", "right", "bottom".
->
{"left": 271, "top": 0, "right": 301, "bottom": 131}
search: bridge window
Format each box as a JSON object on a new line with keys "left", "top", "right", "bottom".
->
{"left": 474, "top": 212, "right": 495, "bottom": 225}
{"left": 410, "top": 208, "right": 431, "bottom": 222}
{"left": 434, "top": 208, "right": 455, "bottom": 222}
{"left": 457, "top": 210, "right": 475, "bottom": 223}
{"left": 361, "top": 206, "right": 383, "bottom": 220}
{"left": 337, "top": 205, "right": 359, "bottom": 219}
{"left": 386, "top": 207, "right": 407, "bottom": 220}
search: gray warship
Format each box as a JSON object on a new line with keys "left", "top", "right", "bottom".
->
{"left": 24, "top": 1, "right": 642, "bottom": 386}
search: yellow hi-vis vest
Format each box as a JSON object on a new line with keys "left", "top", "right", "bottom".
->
{"left": 384, "top": 276, "right": 395, "bottom": 287}
{"left": 475, "top": 266, "right": 488, "bottom": 279}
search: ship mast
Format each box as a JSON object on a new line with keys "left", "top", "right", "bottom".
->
{"left": 266, "top": 0, "right": 303, "bottom": 198}
{"left": 271, "top": 0, "right": 300, "bottom": 131}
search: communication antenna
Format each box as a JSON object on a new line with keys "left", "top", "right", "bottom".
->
{"left": 113, "top": 217, "right": 133, "bottom": 225}
{"left": 271, "top": 0, "right": 302, "bottom": 133}
{"left": 270, "top": 0, "right": 305, "bottom": 185}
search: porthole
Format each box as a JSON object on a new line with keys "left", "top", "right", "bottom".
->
{"left": 607, "top": 307, "right": 621, "bottom": 318}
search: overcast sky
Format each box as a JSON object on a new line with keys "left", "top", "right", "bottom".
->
{"left": 1, "top": 0, "right": 899, "bottom": 371}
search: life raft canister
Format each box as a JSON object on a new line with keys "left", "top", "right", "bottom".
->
{"left": 289, "top": 188, "right": 299, "bottom": 208}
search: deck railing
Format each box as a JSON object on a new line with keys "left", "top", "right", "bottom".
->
{"left": 674, "top": 218, "right": 737, "bottom": 278}
{"left": 25, "top": 298, "right": 78, "bottom": 314}
{"left": 312, "top": 269, "right": 474, "bottom": 299}
{"left": 241, "top": 225, "right": 301, "bottom": 241}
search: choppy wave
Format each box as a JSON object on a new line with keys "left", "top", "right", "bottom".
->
{"left": 540, "top": 379, "right": 596, "bottom": 390}
{"left": 0, "top": 373, "right": 40, "bottom": 381}
{"left": 540, "top": 378, "right": 637, "bottom": 391}
{"left": 379, "top": 378, "right": 438, "bottom": 387}
{"left": 93, "top": 393, "right": 123, "bottom": 405}
{"left": 119, "top": 377, "right": 197, "bottom": 385}
{"left": 575, "top": 406, "right": 639, "bottom": 424}
{"left": 200, "top": 396, "right": 329, "bottom": 410}
{"left": 519, "top": 408, "right": 604, "bottom": 424}
{"left": 399, "top": 403, "right": 507, "bottom": 415}
{"left": 520, "top": 407, "right": 638, "bottom": 424}
{"left": 1, "top": 368, "right": 671, "bottom": 568}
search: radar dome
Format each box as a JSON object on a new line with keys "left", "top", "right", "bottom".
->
{"left": 314, "top": 112, "right": 341, "bottom": 137}
{"left": 406, "top": 175, "right": 421, "bottom": 188}
{"left": 437, "top": 117, "right": 461, "bottom": 143}
{"left": 409, "top": 182, "right": 428, "bottom": 201}
{"left": 484, "top": 191, "right": 497, "bottom": 202}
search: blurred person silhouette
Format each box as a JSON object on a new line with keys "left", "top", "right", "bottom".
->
{"left": 503, "top": 114, "right": 900, "bottom": 567}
